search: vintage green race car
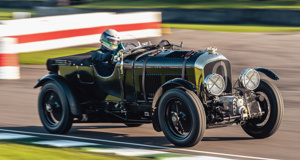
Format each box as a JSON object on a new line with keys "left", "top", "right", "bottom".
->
{"left": 34, "top": 39, "right": 284, "bottom": 147}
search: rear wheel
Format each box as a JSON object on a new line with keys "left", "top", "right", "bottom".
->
{"left": 158, "top": 89, "right": 206, "bottom": 147}
{"left": 242, "top": 79, "right": 284, "bottom": 138}
{"left": 38, "top": 81, "right": 73, "bottom": 134}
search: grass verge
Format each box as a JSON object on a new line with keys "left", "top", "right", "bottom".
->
{"left": 70, "top": 0, "right": 300, "bottom": 10}
{"left": 163, "top": 23, "right": 300, "bottom": 32}
{"left": 0, "top": 141, "right": 148, "bottom": 160}
{"left": 19, "top": 47, "right": 97, "bottom": 65}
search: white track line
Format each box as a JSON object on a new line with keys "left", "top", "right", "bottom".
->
{"left": 0, "top": 133, "right": 35, "bottom": 139}
{"left": 0, "top": 129, "right": 277, "bottom": 160}
{"left": 164, "top": 156, "right": 234, "bottom": 160}
{"left": 90, "top": 148, "right": 168, "bottom": 156}
{"left": 33, "top": 140, "right": 99, "bottom": 147}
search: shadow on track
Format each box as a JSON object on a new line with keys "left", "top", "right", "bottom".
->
{"left": 202, "top": 137, "right": 253, "bottom": 141}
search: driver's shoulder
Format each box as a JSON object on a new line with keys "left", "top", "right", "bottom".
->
{"left": 92, "top": 49, "right": 103, "bottom": 53}
{"left": 91, "top": 49, "right": 106, "bottom": 58}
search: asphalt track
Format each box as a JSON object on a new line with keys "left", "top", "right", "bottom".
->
{"left": 0, "top": 29, "right": 299, "bottom": 159}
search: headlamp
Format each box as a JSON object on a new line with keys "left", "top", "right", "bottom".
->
{"left": 204, "top": 73, "right": 225, "bottom": 96}
{"left": 239, "top": 68, "right": 260, "bottom": 90}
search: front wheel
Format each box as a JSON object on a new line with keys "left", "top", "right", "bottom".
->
{"left": 38, "top": 81, "right": 73, "bottom": 134}
{"left": 158, "top": 89, "right": 206, "bottom": 147}
{"left": 242, "top": 79, "right": 284, "bottom": 138}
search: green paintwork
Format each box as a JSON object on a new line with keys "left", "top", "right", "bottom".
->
{"left": 56, "top": 49, "right": 231, "bottom": 103}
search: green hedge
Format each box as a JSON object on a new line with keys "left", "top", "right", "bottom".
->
{"left": 71, "top": 0, "right": 300, "bottom": 9}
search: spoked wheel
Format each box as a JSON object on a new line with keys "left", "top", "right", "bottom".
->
{"left": 242, "top": 79, "right": 284, "bottom": 138}
{"left": 38, "top": 81, "right": 73, "bottom": 134}
{"left": 166, "top": 99, "right": 192, "bottom": 138}
{"left": 158, "top": 89, "right": 206, "bottom": 147}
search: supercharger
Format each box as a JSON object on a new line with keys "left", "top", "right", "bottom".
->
{"left": 217, "top": 91, "right": 264, "bottom": 123}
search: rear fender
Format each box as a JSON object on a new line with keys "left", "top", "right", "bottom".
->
{"left": 151, "top": 78, "right": 197, "bottom": 132}
{"left": 255, "top": 67, "right": 280, "bottom": 80}
{"left": 34, "top": 74, "right": 81, "bottom": 116}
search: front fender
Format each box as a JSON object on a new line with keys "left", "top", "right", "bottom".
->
{"left": 34, "top": 74, "right": 81, "bottom": 116}
{"left": 152, "top": 78, "right": 197, "bottom": 109}
{"left": 151, "top": 78, "right": 197, "bottom": 132}
{"left": 255, "top": 67, "right": 280, "bottom": 80}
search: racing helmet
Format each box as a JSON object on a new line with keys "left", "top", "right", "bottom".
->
{"left": 100, "top": 29, "right": 120, "bottom": 51}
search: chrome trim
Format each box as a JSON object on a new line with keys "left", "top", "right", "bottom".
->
{"left": 194, "top": 51, "right": 231, "bottom": 92}
{"left": 194, "top": 51, "right": 229, "bottom": 71}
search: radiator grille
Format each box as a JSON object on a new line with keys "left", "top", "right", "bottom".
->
{"left": 204, "top": 60, "right": 232, "bottom": 93}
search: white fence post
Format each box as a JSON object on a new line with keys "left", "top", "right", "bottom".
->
{"left": 0, "top": 37, "right": 20, "bottom": 79}
{"left": 12, "top": 12, "right": 31, "bottom": 19}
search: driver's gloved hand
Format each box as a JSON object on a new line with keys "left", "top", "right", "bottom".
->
{"left": 112, "top": 52, "right": 120, "bottom": 63}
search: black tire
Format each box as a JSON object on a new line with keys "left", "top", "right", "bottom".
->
{"left": 242, "top": 79, "right": 284, "bottom": 138}
{"left": 158, "top": 89, "right": 206, "bottom": 147}
{"left": 124, "top": 123, "right": 143, "bottom": 127}
{"left": 38, "top": 81, "right": 73, "bottom": 134}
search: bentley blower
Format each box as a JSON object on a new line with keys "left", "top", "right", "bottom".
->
{"left": 34, "top": 39, "right": 284, "bottom": 147}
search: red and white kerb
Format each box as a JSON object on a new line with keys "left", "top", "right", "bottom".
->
{"left": 0, "top": 37, "right": 19, "bottom": 79}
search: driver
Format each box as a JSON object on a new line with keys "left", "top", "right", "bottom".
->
{"left": 91, "top": 29, "right": 120, "bottom": 76}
